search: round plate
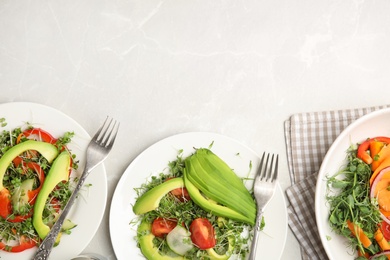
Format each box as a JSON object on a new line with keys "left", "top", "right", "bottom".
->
{"left": 0, "top": 102, "right": 107, "bottom": 260}
{"left": 315, "top": 108, "right": 390, "bottom": 259}
{"left": 110, "top": 132, "right": 287, "bottom": 259}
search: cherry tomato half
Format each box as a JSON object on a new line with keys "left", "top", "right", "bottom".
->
{"left": 189, "top": 218, "right": 216, "bottom": 249}
{"left": 381, "top": 220, "right": 390, "bottom": 241}
{"left": 151, "top": 217, "right": 177, "bottom": 238}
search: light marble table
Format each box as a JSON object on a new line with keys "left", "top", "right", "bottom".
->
{"left": 1, "top": 0, "right": 390, "bottom": 259}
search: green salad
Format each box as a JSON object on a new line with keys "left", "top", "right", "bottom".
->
{"left": 327, "top": 137, "right": 390, "bottom": 259}
{"left": 0, "top": 120, "right": 78, "bottom": 253}
{"left": 132, "top": 148, "right": 261, "bottom": 260}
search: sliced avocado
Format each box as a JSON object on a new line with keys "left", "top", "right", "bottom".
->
{"left": 12, "top": 178, "right": 34, "bottom": 213}
{"left": 0, "top": 140, "right": 58, "bottom": 190}
{"left": 133, "top": 178, "right": 184, "bottom": 215}
{"left": 185, "top": 150, "right": 256, "bottom": 222}
{"left": 33, "top": 151, "right": 71, "bottom": 240}
{"left": 192, "top": 150, "right": 256, "bottom": 215}
{"left": 183, "top": 169, "right": 253, "bottom": 225}
{"left": 138, "top": 220, "right": 184, "bottom": 260}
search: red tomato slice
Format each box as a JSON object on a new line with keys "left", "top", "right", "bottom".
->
{"left": 20, "top": 128, "right": 57, "bottom": 144}
{"left": 0, "top": 188, "right": 11, "bottom": 219}
{"left": 0, "top": 235, "right": 37, "bottom": 252}
{"left": 189, "top": 218, "right": 216, "bottom": 249}
{"left": 381, "top": 220, "right": 390, "bottom": 241}
{"left": 151, "top": 217, "right": 177, "bottom": 238}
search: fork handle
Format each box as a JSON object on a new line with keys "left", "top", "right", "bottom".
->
{"left": 248, "top": 209, "right": 264, "bottom": 260}
{"left": 33, "top": 166, "right": 92, "bottom": 260}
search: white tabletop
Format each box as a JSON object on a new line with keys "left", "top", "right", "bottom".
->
{"left": 1, "top": 1, "right": 390, "bottom": 259}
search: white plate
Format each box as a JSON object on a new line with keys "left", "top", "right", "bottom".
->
{"left": 110, "top": 132, "right": 287, "bottom": 260}
{"left": 0, "top": 102, "right": 107, "bottom": 260}
{"left": 315, "top": 108, "right": 390, "bottom": 259}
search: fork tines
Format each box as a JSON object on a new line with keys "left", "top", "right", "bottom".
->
{"left": 94, "top": 117, "right": 119, "bottom": 147}
{"left": 258, "top": 152, "right": 279, "bottom": 182}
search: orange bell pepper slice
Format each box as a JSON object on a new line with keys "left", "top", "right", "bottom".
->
{"left": 357, "top": 137, "right": 390, "bottom": 165}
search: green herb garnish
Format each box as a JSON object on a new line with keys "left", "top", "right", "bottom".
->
{"left": 326, "top": 146, "right": 382, "bottom": 255}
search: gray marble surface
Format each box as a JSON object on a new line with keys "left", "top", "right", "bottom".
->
{"left": 1, "top": 0, "right": 390, "bottom": 259}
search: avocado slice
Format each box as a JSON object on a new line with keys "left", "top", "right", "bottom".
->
{"left": 0, "top": 140, "right": 58, "bottom": 190}
{"left": 138, "top": 220, "right": 184, "bottom": 260}
{"left": 183, "top": 169, "right": 253, "bottom": 224}
{"left": 133, "top": 178, "right": 185, "bottom": 215}
{"left": 184, "top": 149, "right": 256, "bottom": 224}
{"left": 33, "top": 151, "right": 71, "bottom": 240}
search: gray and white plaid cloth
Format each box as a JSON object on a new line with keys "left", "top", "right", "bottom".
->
{"left": 284, "top": 105, "right": 390, "bottom": 260}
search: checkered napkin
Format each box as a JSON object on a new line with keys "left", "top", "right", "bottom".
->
{"left": 284, "top": 105, "right": 390, "bottom": 260}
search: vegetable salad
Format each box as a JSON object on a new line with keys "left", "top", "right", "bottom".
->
{"left": 327, "top": 136, "right": 390, "bottom": 259}
{"left": 132, "top": 148, "right": 260, "bottom": 259}
{"left": 0, "top": 121, "right": 78, "bottom": 253}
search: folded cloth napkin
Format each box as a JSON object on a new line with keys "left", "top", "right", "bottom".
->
{"left": 284, "top": 105, "right": 390, "bottom": 260}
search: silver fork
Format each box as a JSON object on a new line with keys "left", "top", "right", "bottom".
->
{"left": 33, "top": 117, "right": 119, "bottom": 260}
{"left": 248, "top": 152, "right": 279, "bottom": 260}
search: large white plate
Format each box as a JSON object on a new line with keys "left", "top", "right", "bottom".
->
{"left": 0, "top": 102, "right": 107, "bottom": 260}
{"left": 315, "top": 108, "right": 390, "bottom": 259}
{"left": 110, "top": 132, "right": 287, "bottom": 259}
